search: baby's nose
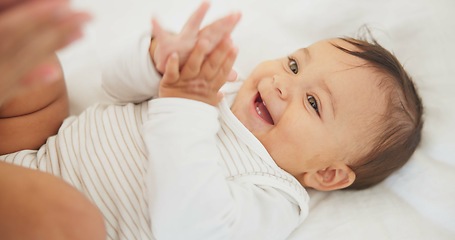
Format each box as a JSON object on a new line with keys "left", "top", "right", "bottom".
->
{"left": 273, "top": 75, "right": 291, "bottom": 99}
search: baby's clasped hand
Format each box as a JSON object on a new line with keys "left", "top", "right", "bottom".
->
{"left": 150, "top": 1, "right": 240, "bottom": 75}
{"left": 159, "top": 37, "right": 238, "bottom": 106}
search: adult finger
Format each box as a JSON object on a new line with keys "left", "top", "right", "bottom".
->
{"left": 0, "top": 0, "right": 69, "bottom": 41}
{"left": 0, "top": 1, "right": 88, "bottom": 96}
{"left": 12, "top": 11, "right": 91, "bottom": 70}
{"left": 2, "top": 11, "right": 89, "bottom": 89}
{"left": 180, "top": 38, "right": 210, "bottom": 79}
{"left": 181, "top": 1, "right": 210, "bottom": 38}
{"left": 0, "top": 1, "right": 90, "bottom": 67}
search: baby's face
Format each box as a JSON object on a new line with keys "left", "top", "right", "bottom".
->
{"left": 231, "top": 39, "right": 386, "bottom": 186}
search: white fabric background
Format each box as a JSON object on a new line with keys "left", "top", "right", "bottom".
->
{"left": 58, "top": 0, "right": 455, "bottom": 239}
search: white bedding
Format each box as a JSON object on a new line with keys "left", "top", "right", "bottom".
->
{"left": 58, "top": 0, "right": 455, "bottom": 239}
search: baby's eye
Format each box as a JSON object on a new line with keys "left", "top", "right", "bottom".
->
{"left": 288, "top": 57, "right": 298, "bottom": 74}
{"left": 307, "top": 95, "right": 319, "bottom": 113}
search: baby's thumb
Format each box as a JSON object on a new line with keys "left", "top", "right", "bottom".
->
{"left": 161, "top": 53, "right": 180, "bottom": 85}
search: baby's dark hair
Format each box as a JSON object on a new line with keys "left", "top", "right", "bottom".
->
{"left": 332, "top": 35, "right": 424, "bottom": 190}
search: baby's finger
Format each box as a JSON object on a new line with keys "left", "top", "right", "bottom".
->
{"left": 151, "top": 18, "right": 166, "bottom": 42}
{"left": 180, "top": 38, "right": 210, "bottom": 79}
{"left": 226, "top": 70, "right": 238, "bottom": 82}
{"left": 198, "top": 12, "right": 241, "bottom": 53}
{"left": 200, "top": 37, "right": 232, "bottom": 79}
{"left": 181, "top": 1, "right": 210, "bottom": 38}
{"left": 161, "top": 53, "right": 180, "bottom": 86}
{"left": 151, "top": 18, "right": 167, "bottom": 71}
{"left": 212, "top": 47, "right": 238, "bottom": 90}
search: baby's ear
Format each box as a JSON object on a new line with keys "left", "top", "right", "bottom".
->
{"left": 303, "top": 164, "right": 356, "bottom": 191}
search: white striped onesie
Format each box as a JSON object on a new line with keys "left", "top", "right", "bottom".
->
{"left": 1, "top": 102, "right": 153, "bottom": 240}
{"left": 0, "top": 33, "right": 309, "bottom": 240}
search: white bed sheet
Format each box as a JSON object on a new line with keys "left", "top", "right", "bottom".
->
{"left": 58, "top": 0, "right": 455, "bottom": 239}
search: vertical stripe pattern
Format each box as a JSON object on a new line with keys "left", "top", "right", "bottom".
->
{"left": 216, "top": 102, "right": 308, "bottom": 206}
{"left": 1, "top": 102, "right": 154, "bottom": 240}
{"left": 0, "top": 97, "right": 308, "bottom": 239}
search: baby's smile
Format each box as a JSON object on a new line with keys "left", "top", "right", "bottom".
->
{"left": 254, "top": 93, "right": 274, "bottom": 125}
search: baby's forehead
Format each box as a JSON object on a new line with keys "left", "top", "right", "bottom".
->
{"left": 293, "top": 38, "right": 365, "bottom": 62}
{"left": 311, "top": 38, "right": 355, "bottom": 48}
{"left": 294, "top": 39, "right": 376, "bottom": 74}
{"left": 291, "top": 37, "right": 391, "bottom": 89}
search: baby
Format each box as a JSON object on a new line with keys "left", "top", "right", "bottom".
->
{"left": 0, "top": 2, "right": 423, "bottom": 240}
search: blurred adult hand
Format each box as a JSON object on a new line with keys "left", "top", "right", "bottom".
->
{"left": 0, "top": 0, "right": 91, "bottom": 105}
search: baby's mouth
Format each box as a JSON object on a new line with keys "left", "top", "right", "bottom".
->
{"left": 254, "top": 93, "right": 274, "bottom": 125}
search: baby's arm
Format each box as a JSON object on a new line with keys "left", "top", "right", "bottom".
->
{"left": 145, "top": 40, "right": 301, "bottom": 239}
{"left": 102, "top": 2, "right": 240, "bottom": 103}
{"left": 101, "top": 32, "right": 161, "bottom": 103}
